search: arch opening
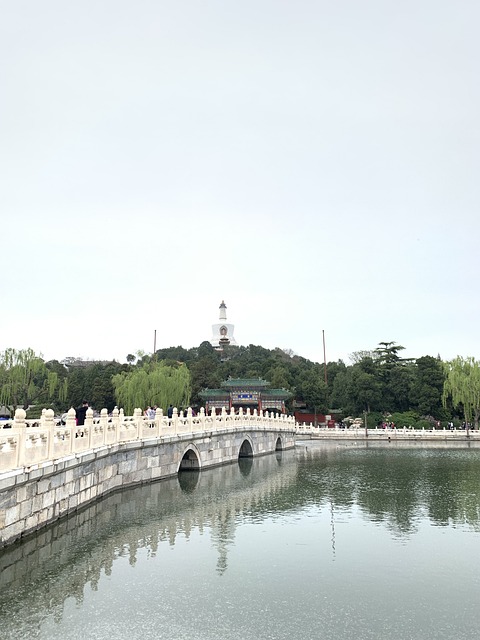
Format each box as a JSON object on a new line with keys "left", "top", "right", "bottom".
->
{"left": 275, "top": 436, "right": 283, "bottom": 451}
{"left": 179, "top": 448, "right": 200, "bottom": 471}
{"left": 239, "top": 439, "right": 254, "bottom": 459}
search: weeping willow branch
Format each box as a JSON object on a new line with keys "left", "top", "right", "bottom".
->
{"left": 0, "top": 347, "right": 61, "bottom": 411}
{"left": 112, "top": 361, "right": 191, "bottom": 415}
{"left": 443, "top": 356, "right": 480, "bottom": 430}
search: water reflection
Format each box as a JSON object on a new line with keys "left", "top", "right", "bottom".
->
{"left": 238, "top": 457, "right": 253, "bottom": 477}
{"left": 1, "top": 442, "right": 480, "bottom": 640}
{"left": 295, "top": 442, "right": 480, "bottom": 535}
{"left": 178, "top": 469, "right": 200, "bottom": 493}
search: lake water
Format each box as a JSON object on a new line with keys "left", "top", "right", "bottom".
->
{"left": 1, "top": 441, "right": 480, "bottom": 640}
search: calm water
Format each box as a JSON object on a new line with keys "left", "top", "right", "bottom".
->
{"left": 2, "top": 441, "right": 480, "bottom": 640}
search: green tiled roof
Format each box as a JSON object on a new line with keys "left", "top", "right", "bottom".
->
{"left": 261, "top": 389, "right": 293, "bottom": 399}
{"left": 221, "top": 378, "right": 269, "bottom": 388}
{"left": 198, "top": 389, "right": 230, "bottom": 398}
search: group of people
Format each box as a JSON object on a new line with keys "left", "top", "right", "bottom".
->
{"left": 75, "top": 402, "right": 184, "bottom": 425}
{"left": 144, "top": 405, "right": 175, "bottom": 419}
{"left": 381, "top": 421, "right": 396, "bottom": 429}
{"left": 143, "top": 406, "right": 157, "bottom": 420}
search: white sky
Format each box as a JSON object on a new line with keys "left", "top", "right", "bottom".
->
{"left": 1, "top": 0, "right": 479, "bottom": 366}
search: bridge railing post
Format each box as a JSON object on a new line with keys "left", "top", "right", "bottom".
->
{"left": 117, "top": 408, "right": 125, "bottom": 441}
{"left": 46, "top": 408, "right": 56, "bottom": 461}
{"left": 133, "top": 408, "right": 143, "bottom": 439}
{"left": 178, "top": 410, "right": 186, "bottom": 434}
{"left": 66, "top": 407, "right": 77, "bottom": 452}
{"left": 155, "top": 407, "right": 163, "bottom": 437}
{"left": 14, "top": 408, "right": 27, "bottom": 469}
{"left": 221, "top": 407, "right": 228, "bottom": 430}
{"left": 111, "top": 406, "right": 120, "bottom": 444}
{"left": 85, "top": 407, "right": 94, "bottom": 449}
{"left": 199, "top": 407, "right": 206, "bottom": 432}
{"left": 210, "top": 407, "right": 217, "bottom": 430}
{"left": 100, "top": 408, "right": 108, "bottom": 445}
{"left": 172, "top": 407, "right": 179, "bottom": 435}
{"left": 259, "top": 409, "right": 264, "bottom": 429}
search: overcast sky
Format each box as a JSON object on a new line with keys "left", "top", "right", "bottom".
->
{"left": 1, "top": 0, "right": 479, "bottom": 366}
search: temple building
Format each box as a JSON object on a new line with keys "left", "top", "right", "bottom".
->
{"left": 210, "top": 300, "right": 237, "bottom": 349}
{"left": 199, "top": 378, "right": 292, "bottom": 414}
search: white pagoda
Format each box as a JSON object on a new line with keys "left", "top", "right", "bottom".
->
{"left": 210, "top": 300, "right": 237, "bottom": 348}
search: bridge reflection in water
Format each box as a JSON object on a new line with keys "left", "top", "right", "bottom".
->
{"left": 2, "top": 442, "right": 480, "bottom": 640}
{"left": 0, "top": 448, "right": 297, "bottom": 637}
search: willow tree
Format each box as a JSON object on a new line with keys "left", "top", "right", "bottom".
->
{"left": 0, "top": 347, "right": 66, "bottom": 411}
{"left": 112, "top": 360, "right": 191, "bottom": 415}
{"left": 443, "top": 356, "right": 480, "bottom": 430}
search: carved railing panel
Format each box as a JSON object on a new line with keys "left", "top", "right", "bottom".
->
{"left": 0, "top": 406, "right": 295, "bottom": 473}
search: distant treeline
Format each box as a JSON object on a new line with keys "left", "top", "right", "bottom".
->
{"left": 0, "top": 341, "right": 474, "bottom": 428}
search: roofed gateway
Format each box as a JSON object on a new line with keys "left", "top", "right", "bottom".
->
{"left": 199, "top": 378, "right": 292, "bottom": 413}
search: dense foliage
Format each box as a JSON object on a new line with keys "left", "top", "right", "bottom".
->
{"left": 0, "top": 348, "right": 67, "bottom": 413}
{"left": 1, "top": 342, "right": 477, "bottom": 428}
{"left": 443, "top": 356, "right": 480, "bottom": 430}
{"left": 112, "top": 361, "right": 191, "bottom": 415}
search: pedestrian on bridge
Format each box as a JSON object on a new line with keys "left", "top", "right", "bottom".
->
{"left": 76, "top": 401, "right": 89, "bottom": 426}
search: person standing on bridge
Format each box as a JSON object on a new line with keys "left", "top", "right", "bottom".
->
{"left": 167, "top": 404, "right": 173, "bottom": 419}
{"left": 76, "top": 401, "right": 89, "bottom": 426}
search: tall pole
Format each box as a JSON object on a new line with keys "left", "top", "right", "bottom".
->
{"left": 153, "top": 329, "right": 157, "bottom": 356}
{"left": 322, "top": 329, "right": 327, "bottom": 385}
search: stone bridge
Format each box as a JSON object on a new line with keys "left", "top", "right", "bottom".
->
{"left": 0, "top": 406, "right": 296, "bottom": 548}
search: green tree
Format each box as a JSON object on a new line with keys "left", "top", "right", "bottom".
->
{"left": 326, "top": 360, "right": 347, "bottom": 396}
{"left": 112, "top": 360, "right": 191, "bottom": 414}
{"left": 347, "top": 365, "right": 383, "bottom": 414}
{"left": 297, "top": 368, "right": 328, "bottom": 420}
{"left": 330, "top": 369, "right": 349, "bottom": 413}
{"left": 43, "top": 360, "right": 69, "bottom": 409}
{"left": 374, "top": 341, "right": 406, "bottom": 366}
{"left": 66, "top": 367, "right": 89, "bottom": 410}
{"left": 189, "top": 344, "right": 222, "bottom": 404}
{"left": 373, "top": 342, "right": 413, "bottom": 412}
{"left": 264, "top": 365, "right": 291, "bottom": 390}
{"left": 0, "top": 348, "right": 65, "bottom": 411}
{"left": 89, "top": 362, "right": 126, "bottom": 411}
{"left": 443, "top": 356, "right": 480, "bottom": 430}
{"left": 387, "top": 365, "right": 414, "bottom": 412}
{"left": 411, "top": 356, "right": 445, "bottom": 417}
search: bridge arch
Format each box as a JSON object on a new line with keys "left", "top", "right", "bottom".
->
{"left": 275, "top": 436, "right": 284, "bottom": 451}
{"left": 239, "top": 437, "right": 254, "bottom": 459}
{"left": 178, "top": 444, "right": 201, "bottom": 472}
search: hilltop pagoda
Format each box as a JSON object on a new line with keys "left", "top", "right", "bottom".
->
{"left": 210, "top": 300, "right": 237, "bottom": 349}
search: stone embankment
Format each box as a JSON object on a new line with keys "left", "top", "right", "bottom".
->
{"left": 295, "top": 424, "right": 478, "bottom": 441}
